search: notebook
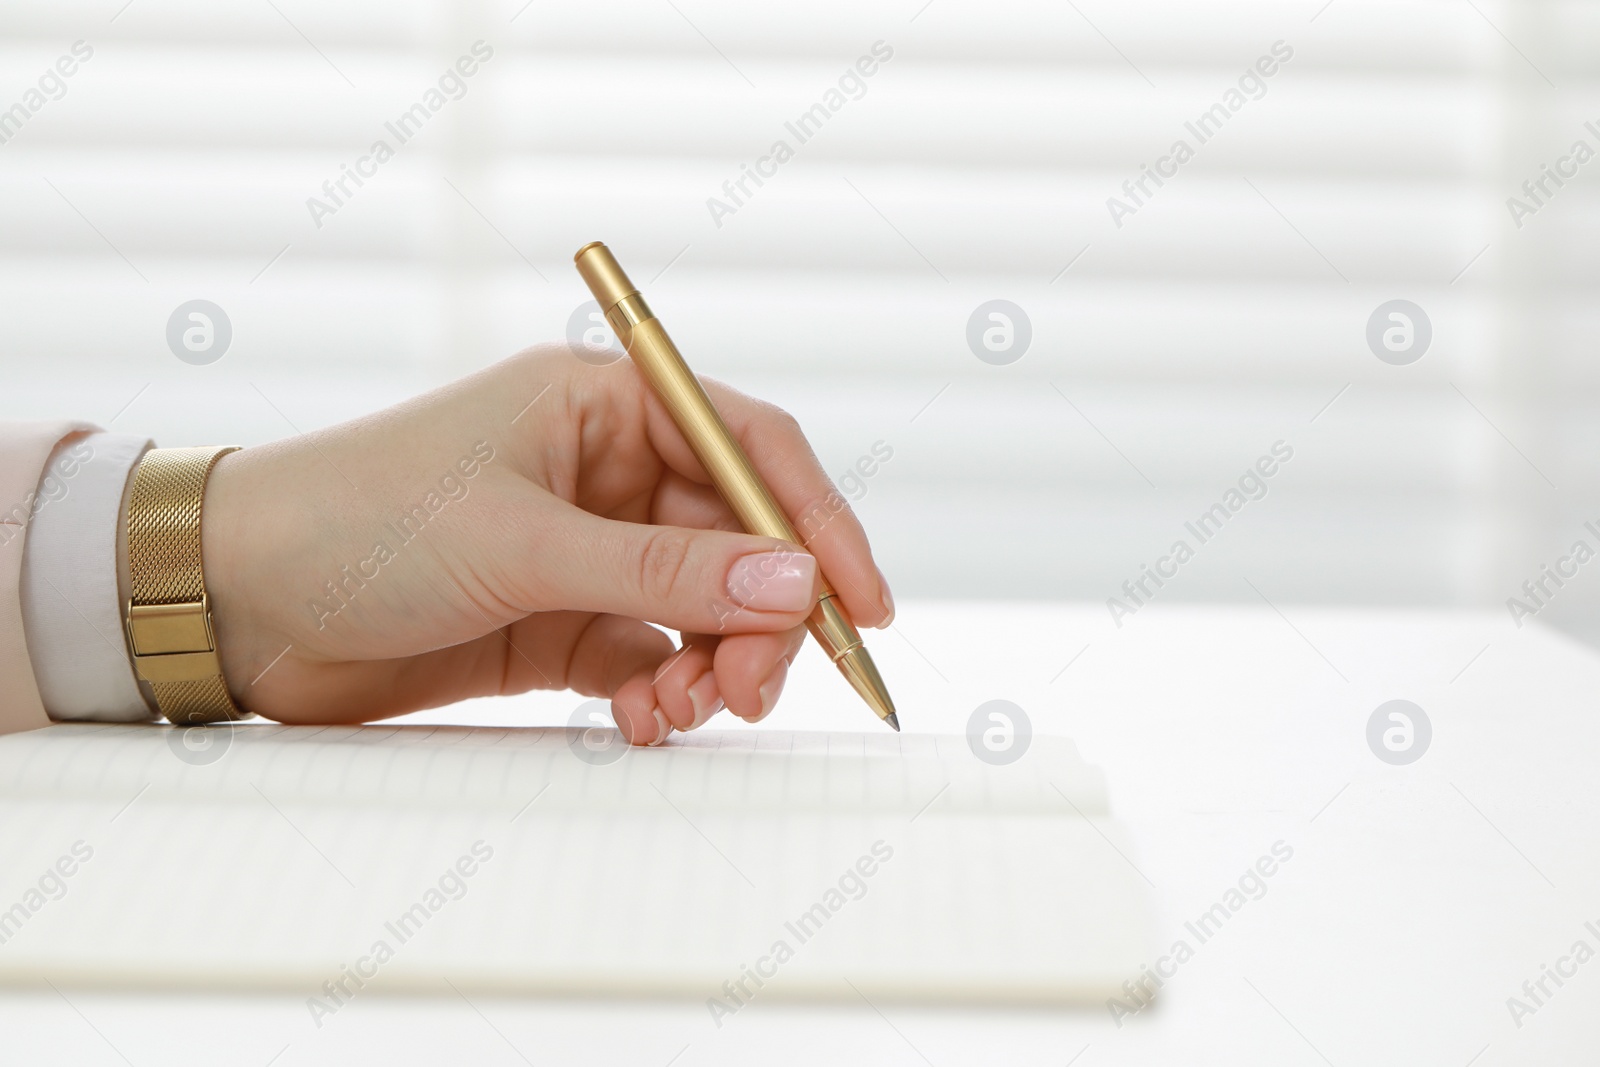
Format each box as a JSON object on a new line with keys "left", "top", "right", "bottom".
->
{"left": 0, "top": 722, "right": 1154, "bottom": 1006}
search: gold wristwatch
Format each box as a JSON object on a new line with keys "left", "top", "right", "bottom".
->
{"left": 124, "top": 446, "right": 250, "bottom": 724}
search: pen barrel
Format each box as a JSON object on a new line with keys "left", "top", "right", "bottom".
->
{"left": 625, "top": 320, "right": 859, "bottom": 655}
{"left": 574, "top": 241, "right": 862, "bottom": 662}
{"left": 625, "top": 320, "right": 797, "bottom": 544}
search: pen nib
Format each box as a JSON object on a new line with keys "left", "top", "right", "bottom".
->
{"left": 836, "top": 645, "right": 898, "bottom": 731}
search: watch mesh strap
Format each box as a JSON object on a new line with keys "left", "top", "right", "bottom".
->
{"left": 147, "top": 675, "right": 241, "bottom": 725}
{"left": 127, "top": 446, "right": 247, "bottom": 724}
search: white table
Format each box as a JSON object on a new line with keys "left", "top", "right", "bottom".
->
{"left": 2, "top": 600, "right": 1593, "bottom": 1066}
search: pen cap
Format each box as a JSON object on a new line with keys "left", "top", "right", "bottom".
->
{"left": 574, "top": 242, "right": 639, "bottom": 314}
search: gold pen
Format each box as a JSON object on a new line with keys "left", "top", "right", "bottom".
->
{"left": 574, "top": 241, "right": 899, "bottom": 732}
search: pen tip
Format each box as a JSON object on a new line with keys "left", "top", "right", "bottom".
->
{"left": 835, "top": 644, "right": 898, "bottom": 731}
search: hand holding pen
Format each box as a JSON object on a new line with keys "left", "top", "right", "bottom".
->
{"left": 191, "top": 344, "right": 895, "bottom": 744}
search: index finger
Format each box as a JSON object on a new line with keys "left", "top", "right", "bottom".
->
{"left": 640, "top": 374, "right": 893, "bottom": 629}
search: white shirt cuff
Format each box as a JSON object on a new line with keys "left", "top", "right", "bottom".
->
{"left": 19, "top": 432, "right": 156, "bottom": 722}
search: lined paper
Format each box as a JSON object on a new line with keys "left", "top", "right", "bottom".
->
{"left": 0, "top": 723, "right": 1152, "bottom": 1003}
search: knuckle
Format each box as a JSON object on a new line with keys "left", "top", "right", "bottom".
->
{"left": 636, "top": 528, "right": 695, "bottom": 605}
{"left": 504, "top": 344, "right": 555, "bottom": 376}
{"left": 746, "top": 397, "right": 802, "bottom": 437}
{"left": 767, "top": 405, "right": 803, "bottom": 437}
{"left": 794, "top": 490, "right": 851, "bottom": 543}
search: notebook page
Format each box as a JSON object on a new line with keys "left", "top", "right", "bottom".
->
{"left": 0, "top": 724, "right": 1152, "bottom": 1004}
{"left": 0, "top": 723, "right": 1109, "bottom": 815}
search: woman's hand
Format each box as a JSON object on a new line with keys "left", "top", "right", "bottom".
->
{"left": 199, "top": 347, "right": 893, "bottom": 745}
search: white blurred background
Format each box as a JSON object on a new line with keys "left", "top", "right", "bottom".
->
{"left": 1, "top": 0, "right": 1594, "bottom": 638}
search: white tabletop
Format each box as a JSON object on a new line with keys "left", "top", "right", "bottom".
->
{"left": 3, "top": 599, "right": 1593, "bottom": 1066}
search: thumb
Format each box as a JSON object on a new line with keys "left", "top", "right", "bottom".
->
{"left": 533, "top": 506, "right": 819, "bottom": 634}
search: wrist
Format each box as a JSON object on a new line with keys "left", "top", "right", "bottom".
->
{"left": 201, "top": 444, "right": 315, "bottom": 713}
{"left": 200, "top": 447, "right": 263, "bottom": 708}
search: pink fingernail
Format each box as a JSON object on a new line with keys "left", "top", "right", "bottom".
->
{"left": 726, "top": 551, "right": 816, "bottom": 613}
{"left": 755, "top": 659, "right": 789, "bottom": 722}
{"left": 875, "top": 564, "right": 895, "bottom": 626}
{"left": 686, "top": 671, "right": 723, "bottom": 729}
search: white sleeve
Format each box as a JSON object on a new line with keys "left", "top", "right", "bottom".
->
{"left": 19, "top": 432, "right": 156, "bottom": 722}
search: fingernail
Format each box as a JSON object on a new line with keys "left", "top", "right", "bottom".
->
{"left": 875, "top": 564, "right": 895, "bottom": 626}
{"left": 686, "top": 671, "right": 723, "bottom": 729}
{"left": 726, "top": 550, "right": 816, "bottom": 613}
{"left": 647, "top": 706, "right": 673, "bottom": 746}
{"left": 755, "top": 659, "right": 789, "bottom": 722}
